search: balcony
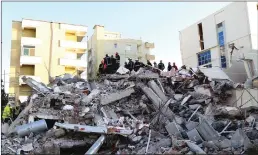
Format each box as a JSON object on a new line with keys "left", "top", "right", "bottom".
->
{"left": 59, "top": 40, "right": 87, "bottom": 51}
{"left": 22, "top": 19, "right": 41, "bottom": 29}
{"left": 60, "top": 24, "right": 87, "bottom": 36}
{"left": 20, "top": 56, "right": 42, "bottom": 66}
{"left": 59, "top": 58, "right": 87, "bottom": 68}
{"left": 19, "top": 75, "right": 41, "bottom": 85}
{"left": 146, "top": 54, "right": 155, "bottom": 60}
{"left": 145, "top": 42, "right": 155, "bottom": 48}
{"left": 21, "top": 37, "right": 42, "bottom": 46}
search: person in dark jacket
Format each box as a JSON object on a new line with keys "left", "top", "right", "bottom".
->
{"left": 134, "top": 60, "right": 141, "bottom": 72}
{"left": 158, "top": 60, "right": 165, "bottom": 71}
{"left": 127, "top": 59, "right": 134, "bottom": 72}
{"left": 167, "top": 62, "right": 172, "bottom": 71}
{"left": 104, "top": 54, "right": 111, "bottom": 74}
{"left": 153, "top": 62, "right": 158, "bottom": 68}
{"left": 124, "top": 62, "right": 128, "bottom": 69}
{"left": 111, "top": 55, "right": 116, "bottom": 73}
{"left": 98, "top": 60, "right": 104, "bottom": 75}
{"left": 172, "top": 62, "right": 178, "bottom": 71}
{"left": 115, "top": 52, "right": 120, "bottom": 70}
{"left": 147, "top": 60, "right": 152, "bottom": 66}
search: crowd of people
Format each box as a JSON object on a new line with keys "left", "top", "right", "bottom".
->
{"left": 98, "top": 53, "right": 179, "bottom": 74}
{"left": 98, "top": 53, "right": 121, "bottom": 74}
{"left": 149, "top": 60, "right": 178, "bottom": 72}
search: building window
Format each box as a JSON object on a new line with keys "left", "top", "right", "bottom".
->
{"left": 217, "top": 22, "right": 227, "bottom": 68}
{"left": 23, "top": 46, "right": 35, "bottom": 56}
{"left": 198, "top": 50, "right": 212, "bottom": 68}
{"left": 198, "top": 23, "right": 204, "bottom": 50}
{"left": 114, "top": 43, "right": 117, "bottom": 48}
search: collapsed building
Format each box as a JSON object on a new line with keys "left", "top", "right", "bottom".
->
{"left": 2, "top": 65, "right": 258, "bottom": 154}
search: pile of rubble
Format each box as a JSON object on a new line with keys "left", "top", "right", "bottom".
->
{"left": 2, "top": 66, "right": 258, "bottom": 154}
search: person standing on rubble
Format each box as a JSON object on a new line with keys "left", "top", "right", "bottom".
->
{"left": 98, "top": 60, "right": 104, "bottom": 75}
{"left": 134, "top": 59, "right": 141, "bottom": 72}
{"left": 115, "top": 52, "right": 120, "bottom": 70}
{"left": 153, "top": 62, "right": 158, "bottom": 68}
{"left": 167, "top": 62, "right": 172, "bottom": 71}
{"left": 147, "top": 60, "right": 152, "bottom": 66}
{"left": 158, "top": 60, "right": 165, "bottom": 71}
{"left": 2, "top": 102, "right": 14, "bottom": 124}
{"left": 124, "top": 62, "right": 128, "bottom": 69}
{"left": 111, "top": 55, "right": 116, "bottom": 73}
{"left": 128, "top": 58, "right": 134, "bottom": 72}
{"left": 172, "top": 62, "right": 178, "bottom": 71}
{"left": 104, "top": 54, "right": 111, "bottom": 74}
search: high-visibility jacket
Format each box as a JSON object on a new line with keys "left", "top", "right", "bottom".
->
{"left": 2, "top": 105, "right": 11, "bottom": 120}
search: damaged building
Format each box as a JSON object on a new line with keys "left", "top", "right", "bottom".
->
{"left": 2, "top": 64, "right": 258, "bottom": 154}
{"left": 87, "top": 25, "right": 155, "bottom": 79}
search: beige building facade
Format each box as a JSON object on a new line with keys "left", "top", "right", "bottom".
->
{"left": 10, "top": 19, "right": 88, "bottom": 102}
{"left": 87, "top": 25, "right": 155, "bottom": 79}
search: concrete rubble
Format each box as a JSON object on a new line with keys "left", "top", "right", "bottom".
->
{"left": 2, "top": 66, "right": 258, "bottom": 154}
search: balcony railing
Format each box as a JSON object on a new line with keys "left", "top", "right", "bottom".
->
{"left": 22, "top": 19, "right": 41, "bottom": 29}
{"left": 21, "top": 37, "right": 42, "bottom": 46}
{"left": 60, "top": 24, "right": 87, "bottom": 34}
{"left": 59, "top": 58, "right": 87, "bottom": 68}
{"left": 145, "top": 42, "right": 155, "bottom": 48}
{"left": 60, "top": 40, "right": 87, "bottom": 50}
{"left": 19, "top": 75, "right": 41, "bottom": 85}
{"left": 146, "top": 54, "right": 155, "bottom": 61}
{"left": 20, "top": 55, "right": 42, "bottom": 66}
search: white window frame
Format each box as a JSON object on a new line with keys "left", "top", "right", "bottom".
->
{"left": 22, "top": 45, "right": 35, "bottom": 56}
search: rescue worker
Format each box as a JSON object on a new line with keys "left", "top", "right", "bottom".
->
{"left": 124, "top": 62, "right": 128, "bottom": 69}
{"left": 104, "top": 54, "right": 111, "bottom": 74}
{"left": 158, "top": 60, "right": 165, "bottom": 71}
{"left": 167, "top": 62, "right": 172, "bottom": 71}
{"left": 127, "top": 58, "right": 134, "bottom": 72}
{"left": 111, "top": 55, "right": 116, "bottom": 73}
{"left": 134, "top": 59, "right": 141, "bottom": 72}
{"left": 172, "top": 62, "right": 178, "bottom": 71}
{"left": 147, "top": 60, "right": 152, "bottom": 66}
{"left": 98, "top": 60, "right": 104, "bottom": 75}
{"left": 153, "top": 62, "right": 158, "bottom": 68}
{"left": 115, "top": 52, "right": 120, "bottom": 70}
{"left": 2, "top": 102, "right": 14, "bottom": 124}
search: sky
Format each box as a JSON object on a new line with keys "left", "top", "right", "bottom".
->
{"left": 1, "top": 2, "right": 230, "bottom": 92}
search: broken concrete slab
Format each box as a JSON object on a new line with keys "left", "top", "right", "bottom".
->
{"left": 194, "top": 85, "right": 212, "bottom": 97}
{"left": 186, "top": 141, "right": 206, "bottom": 154}
{"left": 148, "top": 80, "right": 168, "bottom": 102}
{"left": 21, "top": 143, "right": 33, "bottom": 152}
{"left": 231, "top": 129, "right": 252, "bottom": 150}
{"left": 82, "top": 89, "right": 100, "bottom": 105}
{"left": 165, "top": 122, "right": 182, "bottom": 138}
{"left": 174, "top": 94, "right": 183, "bottom": 101}
{"left": 181, "top": 95, "right": 192, "bottom": 105}
{"left": 22, "top": 76, "right": 51, "bottom": 94}
{"left": 196, "top": 118, "right": 220, "bottom": 141}
{"left": 186, "top": 121, "right": 199, "bottom": 131}
{"left": 100, "top": 88, "right": 135, "bottom": 105}
{"left": 187, "top": 129, "right": 203, "bottom": 144}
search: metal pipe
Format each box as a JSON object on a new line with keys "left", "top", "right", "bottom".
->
{"left": 16, "top": 119, "right": 48, "bottom": 137}
{"left": 219, "top": 121, "right": 232, "bottom": 135}
{"left": 188, "top": 106, "right": 201, "bottom": 122}
{"left": 85, "top": 135, "right": 106, "bottom": 154}
{"left": 145, "top": 129, "right": 152, "bottom": 154}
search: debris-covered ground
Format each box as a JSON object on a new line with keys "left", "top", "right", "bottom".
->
{"left": 2, "top": 66, "right": 258, "bottom": 154}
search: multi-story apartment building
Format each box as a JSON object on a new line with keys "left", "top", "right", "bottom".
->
{"left": 179, "top": 2, "right": 257, "bottom": 83}
{"left": 10, "top": 19, "right": 88, "bottom": 102}
{"left": 87, "top": 25, "right": 155, "bottom": 79}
